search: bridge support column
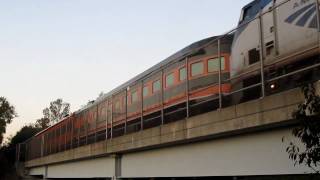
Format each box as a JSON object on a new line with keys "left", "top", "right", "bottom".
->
{"left": 43, "top": 165, "right": 48, "bottom": 180}
{"left": 112, "top": 154, "right": 122, "bottom": 180}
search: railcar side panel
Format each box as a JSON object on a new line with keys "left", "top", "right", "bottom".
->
{"left": 97, "top": 100, "right": 107, "bottom": 130}
{"left": 112, "top": 91, "right": 126, "bottom": 125}
{"left": 143, "top": 72, "right": 162, "bottom": 112}
{"left": 275, "top": 0, "right": 319, "bottom": 61}
{"left": 127, "top": 84, "right": 142, "bottom": 120}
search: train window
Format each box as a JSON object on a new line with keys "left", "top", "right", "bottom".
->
{"left": 240, "top": 1, "right": 260, "bottom": 24}
{"left": 153, "top": 80, "right": 161, "bottom": 93}
{"left": 56, "top": 128, "right": 60, "bottom": 138}
{"left": 208, "top": 57, "right": 225, "bottom": 72}
{"left": 260, "top": 0, "right": 272, "bottom": 9}
{"left": 131, "top": 90, "right": 138, "bottom": 103}
{"left": 165, "top": 73, "right": 174, "bottom": 88}
{"left": 191, "top": 61, "right": 204, "bottom": 77}
{"left": 248, "top": 48, "right": 260, "bottom": 65}
{"left": 179, "top": 67, "right": 186, "bottom": 81}
{"left": 115, "top": 100, "right": 120, "bottom": 110}
{"left": 67, "top": 121, "right": 72, "bottom": 131}
{"left": 61, "top": 125, "right": 66, "bottom": 134}
{"left": 242, "top": 6, "right": 252, "bottom": 22}
{"left": 143, "top": 86, "right": 149, "bottom": 97}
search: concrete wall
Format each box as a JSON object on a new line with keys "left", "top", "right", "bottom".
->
{"left": 121, "top": 128, "right": 310, "bottom": 178}
{"left": 29, "top": 128, "right": 310, "bottom": 178}
{"left": 28, "top": 166, "right": 45, "bottom": 176}
{"left": 46, "top": 156, "right": 115, "bottom": 179}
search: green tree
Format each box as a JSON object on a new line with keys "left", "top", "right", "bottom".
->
{"left": 286, "top": 84, "right": 320, "bottom": 173}
{"left": 43, "top": 98, "right": 70, "bottom": 125}
{"left": 0, "top": 125, "right": 41, "bottom": 179}
{"left": 4, "top": 125, "right": 41, "bottom": 163}
{"left": 0, "top": 97, "right": 17, "bottom": 145}
{"left": 34, "top": 117, "right": 50, "bottom": 129}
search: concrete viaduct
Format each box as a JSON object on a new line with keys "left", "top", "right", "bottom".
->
{"left": 22, "top": 82, "right": 319, "bottom": 179}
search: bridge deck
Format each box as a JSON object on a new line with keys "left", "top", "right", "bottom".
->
{"left": 25, "top": 81, "right": 320, "bottom": 169}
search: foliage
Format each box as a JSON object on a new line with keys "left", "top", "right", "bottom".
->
{"left": 0, "top": 125, "right": 41, "bottom": 179}
{"left": 286, "top": 84, "right": 320, "bottom": 173}
{"left": 43, "top": 98, "right": 70, "bottom": 125}
{"left": 34, "top": 117, "right": 50, "bottom": 129}
{"left": 0, "top": 97, "right": 17, "bottom": 145}
{"left": 9, "top": 125, "right": 41, "bottom": 147}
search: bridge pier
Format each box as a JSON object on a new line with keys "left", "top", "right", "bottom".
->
{"left": 43, "top": 166, "right": 47, "bottom": 180}
{"left": 115, "top": 155, "right": 122, "bottom": 180}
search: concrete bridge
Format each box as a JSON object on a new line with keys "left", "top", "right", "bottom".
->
{"left": 23, "top": 82, "right": 319, "bottom": 179}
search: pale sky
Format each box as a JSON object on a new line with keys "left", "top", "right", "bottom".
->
{"left": 0, "top": 0, "right": 252, "bottom": 139}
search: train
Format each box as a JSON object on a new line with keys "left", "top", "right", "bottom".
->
{"left": 26, "top": 0, "right": 320, "bottom": 160}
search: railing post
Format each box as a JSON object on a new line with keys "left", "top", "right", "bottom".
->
{"left": 259, "top": 11, "right": 266, "bottom": 98}
{"left": 185, "top": 57, "right": 190, "bottom": 118}
{"left": 77, "top": 116, "right": 80, "bottom": 147}
{"left": 95, "top": 106, "right": 98, "bottom": 143}
{"left": 64, "top": 124, "right": 67, "bottom": 151}
{"left": 111, "top": 97, "right": 114, "bottom": 139}
{"left": 25, "top": 143, "right": 29, "bottom": 161}
{"left": 55, "top": 127, "right": 57, "bottom": 153}
{"left": 59, "top": 126, "right": 62, "bottom": 152}
{"left": 41, "top": 136, "right": 44, "bottom": 157}
{"left": 125, "top": 89, "right": 128, "bottom": 134}
{"left": 71, "top": 116, "right": 74, "bottom": 148}
{"left": 85, "top": 113, "right": 88, "bottom": 145}
{"left": 48, "top": 134, "right": 51, "bottom": 154}
{"left": 16, "top": 143, "right": 20, "bottom": 162}
{"left": 106, "top": 99, "right": 109, "bottom": 140}
{"left": 161, "top": 69, "right": 165, "bottom": 125}
{"left": 141, "top": 81, "right": 144, "bottom": 130}
{"left": 218, "top": 39, "right": 222, "bottom": 109}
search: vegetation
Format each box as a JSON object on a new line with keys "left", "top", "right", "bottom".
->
{"left": 0, "top": 98, "right": 70, "bottom": 179}
{"left": 286, "top": 84, "right": 320, "bottom": 173}
{"left": 34, "top": 117, "right": 50, "bottom": 129}
{"left": 0, "top": 125, "right": 41, "bottom": 179}
{"left": 42, "top": 98, "right": 70, "bottom": 125}
{"left": 0, "top": 97, "right": 17, "bottom": 145}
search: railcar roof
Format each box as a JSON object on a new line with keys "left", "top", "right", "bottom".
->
{"left": 82, "top": 35, "right": 228, "bottom": 110}
{"left": 106, "top": 36, "right": 219, "bottom": 93}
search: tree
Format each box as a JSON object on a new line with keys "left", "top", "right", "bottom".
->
{"left": 0, "top": 125, "right": 41, "bottom": 179}
{"left": 0, "top": 97, "right": 17, "bottom": 145}
{"left": 43, "top": 98, "right": 70, "bottom": 125}
{"left": 34, "top": 117, "right": 50, "bottom": 129}
{"left": 286, "top": 84, "right": 320, "bottom": 173}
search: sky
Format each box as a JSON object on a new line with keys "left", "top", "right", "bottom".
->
{"left": 0, "top": 0, "right": 252, "bottom": 140}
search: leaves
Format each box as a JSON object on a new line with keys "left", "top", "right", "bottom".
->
{"left": 42, "top": 98, "right": 70, "bottom": 125}
{"left": 34, "top": 117, "right": 50, "bottom": 129}
{"left": 0, "top": 97, "right": 17, "bottom": 145}
{"left": 286, "top": 84, "right": 320, "bottom": 173}
{"left": 0, "top": 124, "right": 41, "bottom": 178}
